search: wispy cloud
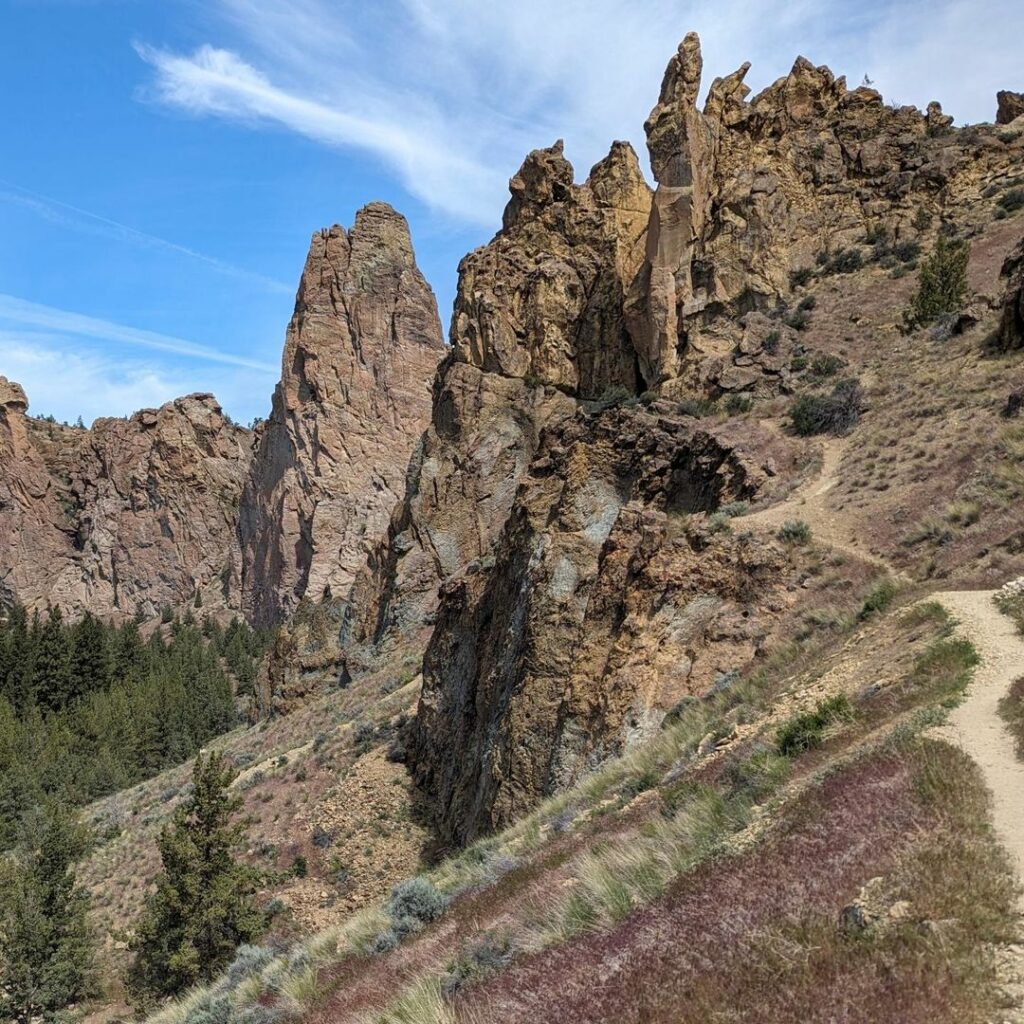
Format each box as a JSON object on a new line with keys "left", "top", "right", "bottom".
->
{"left": 135, "top": 0, "right": 1024, "bottom": 227}
{"left": 0, "top": 178, "right": 293, "bottom": 294}
{"left": 0, "top": 333, "right": 271, "bottom": 425}
{"left": 0, "top": 294, "right": 278, "bottom": 373}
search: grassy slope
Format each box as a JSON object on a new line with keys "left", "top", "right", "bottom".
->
{"left": 138, "top": 600, "right": 1019, "bottom": 1024}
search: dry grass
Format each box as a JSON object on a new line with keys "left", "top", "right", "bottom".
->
{"left": 998, "top": 676, "right": 1024, "bottom": 758}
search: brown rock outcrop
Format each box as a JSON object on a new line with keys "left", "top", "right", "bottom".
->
{"left": 351, "top": 144, "right": 653, "bottom": 648}
{"left": 997, "top": 90, "right": 1024, "bottom": 125}
{"left": 410, "top": 403, "right": 789, "bottom": 845}
{"left": 0, "top": 385, "right": 250, "bottom": 617}
{"left": 626, "top": 34, "right": 993, "bottom": 390}
{"left": 996, "top": 236, "right": 1024, "bottom": 350}
{"left": 239, "top": 203, "right": 444, "bottom": 626}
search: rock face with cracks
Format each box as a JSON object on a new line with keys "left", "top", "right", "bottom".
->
{"left": 0, "top": 383, "right": 251, "bottom": 618}
{"left": 239, "top": 202, "right": 444, "bottom": 627}
{"left": 997, "top": 236, "right": 1024, "bottom": 351}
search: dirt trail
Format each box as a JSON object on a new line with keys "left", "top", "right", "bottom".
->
{"left": 740, "top": 437, "right": 898, "bottom": 575}
{"left": 932, "top": 591, "right": 1024, "bottom": 889}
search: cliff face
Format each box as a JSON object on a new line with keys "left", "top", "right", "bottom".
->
{"left": 377, "top": 34, "right": 1024, "bottom": 845}
{"left": 239, "top": 203, "right": 444, "bottom": 627}
{"left": 350, "top": 143, "right": 653, "bottom": 651}
{"left": 0, "top": 382, "right": 250, "bottom": 618}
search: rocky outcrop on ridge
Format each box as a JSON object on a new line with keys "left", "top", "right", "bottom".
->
{"left": 350, "top": 144, "right": 653, "bottom": 649}
{"left": 997, "top": 90, "right": 1024, "bottom": 126}
{"left": 239, "top": 203, "right": 444, "bottom": 627}
{"left": 384, "top": 33, "right": 1024, "bottom": 845}
{"left": 0, "top": 384, "right": 250, "bottom": 617}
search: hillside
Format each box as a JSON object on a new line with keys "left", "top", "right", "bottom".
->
{"left": 2, "top": 28, "right": 1024, "bottom": 1024}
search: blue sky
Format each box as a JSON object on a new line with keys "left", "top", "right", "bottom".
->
{"left": 1, "top": 0, "right": 1021, "bottom": 425}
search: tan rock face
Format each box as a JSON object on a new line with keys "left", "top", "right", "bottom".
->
{"left": 350, "top": 143, "right": 652, "bottom": 650}
{"left": 997, "top": 236, "right": 1024, "bottom": 351}
{"left": 0, "top": 384, "right": 250, "bottom": 617}
{"left": 410, "top": 404, "right": 789, "bottom": 845}
{"left": 626, "top": 34, "right": 1008, "bottom": 389}
{"left": 239, "top": 203, "right": 444, "bottom": 626}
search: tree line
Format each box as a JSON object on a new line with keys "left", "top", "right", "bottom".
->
{"left": 0, "top": 606, "right": 270, "bottom": 848}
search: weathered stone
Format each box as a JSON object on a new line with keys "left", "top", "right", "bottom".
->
{"left": 0, "top": 385, "right": 250, "bottom": 617}
{"left": 997, "top": 90, "right": 1024, "bottom": 126}
{"left": 239, "top": 203, "right": 444, "bottom": 626}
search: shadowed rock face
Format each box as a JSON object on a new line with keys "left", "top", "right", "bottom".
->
{"left": 348, "top": 142, "right": 653, "bottom": 651}
{"left": 239, "top": 202, "right": 444, "bottom": 627}
{"left": 997, "top": 90, "right": 1024, "bottom": 125}
{"left": 411, "top": 406, "right": 785, "bottom": 846}
{"left": 997, "top": 237, "right": 1024, "bottom": 351}
{"left": 0, "top": 382, "right": 251, "bottom": 617}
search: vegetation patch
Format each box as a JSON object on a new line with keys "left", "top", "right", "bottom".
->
{"left": 998, "top": 676, "right": 1024, "bottom": 759}
{"left": 790, "top": 378, "right": 863, "bottom": 436}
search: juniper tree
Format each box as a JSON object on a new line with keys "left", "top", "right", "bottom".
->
{"left": 0, "top": 803, "right": 95, "bottom": 1022}
{"left": 905, "top": 233, "right": 970, "bottom": 328}
{"left": 127, "top": 752, "right": 264, "bottom": 1004}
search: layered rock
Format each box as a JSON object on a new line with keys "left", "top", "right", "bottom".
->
{"left": 0, "top": 384, "right": 250, "bottom": 617}
{"left": 997, "top": 236, "right": 1024, "bottom": 351}
{"left": 240, "top": 203, "right": 444, "bottom": 626}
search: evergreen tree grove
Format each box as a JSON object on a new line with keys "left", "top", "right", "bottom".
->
{"left": 127, "top": 752, "right": 265, "bottom": 1005}
{"left": 0, "top": 804, "right": 95, "bottom": 1022}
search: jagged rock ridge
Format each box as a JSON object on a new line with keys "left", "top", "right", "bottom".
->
{"left": 0, "top": 382, "right": 250, "bottom": 617}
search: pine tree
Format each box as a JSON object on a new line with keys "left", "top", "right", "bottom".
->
{"left": 0, "top": 803, "right": 95, "bottom": 1022}
{"left": 69, "top": 612, "right": 111, "bottom": 701}
{"left": 33, "top": 608, "right": 72, "bottom": 713}
{"left": 126, "top": 752, "right": 264, "bottom": 1004}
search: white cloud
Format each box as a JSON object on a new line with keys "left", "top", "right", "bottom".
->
{"left": 0, "top": 294, "right": 278, "bottom": 374}
{"left": 136, "top": 0, "right": 1023, "bottom": 227}
{"left": 0, "top": 333, "right": 268, "bottom": 425}
{"left": 0, "top": 178, "right": 293, "bottom": 294}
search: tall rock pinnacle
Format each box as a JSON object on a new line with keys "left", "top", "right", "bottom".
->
{"left": 239, "top": 202, "right": 444, "bottom": 626}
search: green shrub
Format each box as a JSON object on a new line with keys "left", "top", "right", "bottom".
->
{"left": 808, "top": 353, "right": 845, "bottom": 378}
{"left": 858, "top": 579, "right": 898, "bottom": 620}
{"left": 724, "top": 394, "right": 753, "bottom": 415}
{"left": 678, "top": 397, "right": 719, "bottom": 418}
{"left": 789, "top": 267, "right": 814, "bottom": 288}
{"left": 777, "top": 520, "right": 812, "bottom": 544}
{"left": 718, "top": 501, "right": 750, "bottom": 518}
{"left": 821, "top": 248, "right": 864, "bottom": 275}
{"left": 904, "top": 234, "right": 969, "bottom": 329}
{"left": 998, "top": 189, "right": 1024, "bottom": 214}
{"left": 776, "top": 695, "right": 853, "bottom": 756}
{"left": 763, "top": 329, "right": 781, "bottom": 354}
{"left": 790, "top": 378, "right": 863, "bottom": 436}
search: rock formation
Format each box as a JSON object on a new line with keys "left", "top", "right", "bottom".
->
{"left": 626, "top": 33, "right": 979, "bottom": 390}
{"left": 239, "top": 203, "right": 444, "bottom": 626}
{"left": 0, "top": 384, "right": 250, "bottom": 617}
{"left": 350, "top": 143, "right": 652, "bottom": 650}
{"left": 997, "top": 236, "right": 1024, "bottom": 351}
{"left": 997, "top": 90, "right": 1024, "bottom": 125}
{"left": 411, "top": 405, "right": 788, "bottom": 844}
{"left": 379, "top": 33, "right": 1024, "bottom": 845}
